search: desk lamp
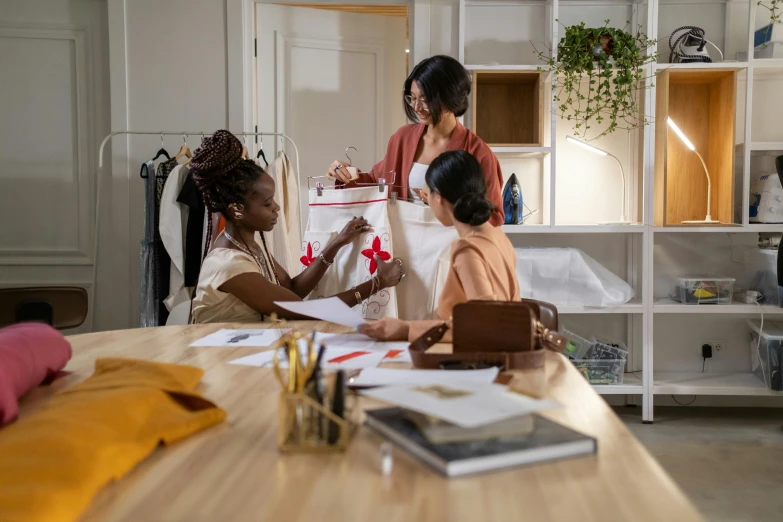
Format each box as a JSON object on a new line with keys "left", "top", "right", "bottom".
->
{"left": 667, "top": 117, "right": 720, "bottom": 224}
{"left": 565, "top": 135, "right": 633, "bottom": 225}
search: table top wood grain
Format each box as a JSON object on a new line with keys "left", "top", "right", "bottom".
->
{"left": 18, "top": 322, "right": 703, "bottom": 522}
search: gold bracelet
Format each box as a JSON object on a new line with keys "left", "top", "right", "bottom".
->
{"left": 319, "top": 253, "right": 333, "bottom": 267}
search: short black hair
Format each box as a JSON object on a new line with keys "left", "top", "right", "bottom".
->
{"left": 425, "top": 151, "right": 493, "bottom": 226}
{"left": 404, "top": 55, "right": 471, "bottom": 126}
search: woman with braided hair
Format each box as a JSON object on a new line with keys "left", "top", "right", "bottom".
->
{"left": 189, "top": 130, "right": 405, "bottom": 323}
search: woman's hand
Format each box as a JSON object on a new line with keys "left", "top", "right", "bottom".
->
{"left": 376, "top": 256, "right": 405, "bottom": 289}
{"left": 327, "top": 160, "right": 354, "bottom": 183}
{"left": 411, "top": 188, "right": 429, "bottom": 204}
{"left": 333, "top": 216, "right": 372, "bottom": 248}
{"left": 358, "top": 318, "right": 410, "bottom": 341}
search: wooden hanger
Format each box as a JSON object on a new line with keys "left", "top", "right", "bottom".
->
{"left": 241, "top": 136, "right": 250, "bottom": 160}
{"left": 175, "top": 134, "right": 193, "bottom": 164}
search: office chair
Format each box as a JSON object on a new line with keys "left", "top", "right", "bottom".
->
{"left": 0, "top": 287, "right": 88, "bottom": 330}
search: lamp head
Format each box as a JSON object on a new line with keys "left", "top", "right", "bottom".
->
{"left": 566, "top": 135, "right": 608, "bottom": 156}
{"left": 667, "top": 118, "right": 696, "bottom": 151}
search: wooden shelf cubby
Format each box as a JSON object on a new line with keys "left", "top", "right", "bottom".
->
{"left": 471, "top": 71, "right": 543, "bottom": 147}
{"left": 654, "top": 69, "right": 739, "bottom": 226}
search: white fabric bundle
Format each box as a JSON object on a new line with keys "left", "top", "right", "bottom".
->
{"left": 515, "top": 248, "right": 634, "bottom": 307}
{"left": 265, "top": 152, "right": 302, "bottom": 276}
{"left": 303, "top": 186, "right": 398, "bottom": 319}
{"left": 389, "top": 201, "right": 458, "bottom": 320}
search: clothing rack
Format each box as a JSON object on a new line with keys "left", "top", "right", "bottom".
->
{"left": 93, "top": 131, "right": 302, "bottom": 330}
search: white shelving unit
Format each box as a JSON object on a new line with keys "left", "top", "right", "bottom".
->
{"left": 458, "top": 0, "right": 783, "bottom": 421}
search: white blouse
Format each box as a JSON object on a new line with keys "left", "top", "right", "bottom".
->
{"left": 408, "top": 162, "right": 429, "bottom": 205}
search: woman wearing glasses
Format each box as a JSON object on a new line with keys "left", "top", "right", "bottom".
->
{"left": 326, "top": 55, "right": 505, "bottom": 226}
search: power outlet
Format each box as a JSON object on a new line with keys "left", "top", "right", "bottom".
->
{"left": 700, "top": 340, "right": 725, "bottom": 355}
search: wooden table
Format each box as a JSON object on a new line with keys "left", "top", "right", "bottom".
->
{"left": 19, "top": 322, "right": 703, "bottom": 522}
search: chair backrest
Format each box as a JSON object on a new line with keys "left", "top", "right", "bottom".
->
{"left": 166, "top": 301, "right": 191, "bottom": 326}
{"left": 0, "top": 287, "right": 88, "bottom": 330}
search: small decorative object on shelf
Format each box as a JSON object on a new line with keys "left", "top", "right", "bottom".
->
{"left": 273, "top": 329, "right": 358, "bottom": 453}
{"left": 535, "top": 20, "right": 658, "bottom": 141}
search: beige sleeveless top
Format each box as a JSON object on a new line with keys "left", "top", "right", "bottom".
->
{"left": 192, "top": 248, "right": 266, "bottom": 324}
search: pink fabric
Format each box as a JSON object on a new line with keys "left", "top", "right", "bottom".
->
{"left": 0, "top": 323, "right": 72, "bottom": 426}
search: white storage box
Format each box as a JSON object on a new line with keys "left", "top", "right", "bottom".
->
{"left": 747, "top": 319, "right": 783, "bottom": 391}
{"left": 673, "top": 277, "right": 735, "bottom": 305}
{"left": 755, "top": 42, "right": 783, "bottom": 59}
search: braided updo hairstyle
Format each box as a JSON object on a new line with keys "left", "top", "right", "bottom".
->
{"left": 188, "top": 129, "right": 272, "bottom": 264}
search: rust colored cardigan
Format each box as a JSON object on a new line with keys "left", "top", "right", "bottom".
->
{"left": 346, "top": 122, "right": 505, "bottom": 226}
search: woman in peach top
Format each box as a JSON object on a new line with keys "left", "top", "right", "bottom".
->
{"left": 359, "top": 150, "right": 520, "bottom": 342}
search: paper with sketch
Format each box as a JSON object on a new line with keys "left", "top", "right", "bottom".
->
{"left": 361, "top": 383, "right": 559, "bottom": 428}
{"left": 274, "top": 297, "right": 367, "bottom": 328}
{"left": 190, "top": 329, "right": 286, "bottom": 347}
{"left": 349, "top": 367, "right": 499, "bottom": 387}
{"left": 228, "top": 346, "right": 389, "bottom": 370}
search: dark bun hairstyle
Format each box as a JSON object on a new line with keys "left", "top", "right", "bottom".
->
{"left": 188, "top": 129, "right": 268, "bottom": 261}
{"left": 404, "top": 55, "right": 471, "bottom": 126}
{"left": 425, "top": 150, "right": 494, "bottom": 226}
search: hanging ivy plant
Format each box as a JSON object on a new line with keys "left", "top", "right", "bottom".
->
{"left": 758, "top": 0, "right": 782, "bottom": 45}
{"left": 536, "top": 21, "right": 658, "bottom": 141}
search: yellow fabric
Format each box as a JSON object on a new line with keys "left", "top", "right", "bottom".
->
{"left": 0, "top": 358, "right": 226, "bottom": 522}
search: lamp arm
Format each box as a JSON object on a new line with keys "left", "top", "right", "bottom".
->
{"left": 693, "top": 149, "right": 712, "bottom": 221}
{"left": 606, "top": 152, "right": 626, "bottom": 221}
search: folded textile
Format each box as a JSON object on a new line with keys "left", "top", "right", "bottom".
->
{"left": 0, "top": 358, "right": 226, "bottom": 522}
{"left": 0, "top": 323, "right": 72, "bottom": 427}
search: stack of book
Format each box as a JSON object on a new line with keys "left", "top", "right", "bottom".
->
{"left": 361, "top": 381, "right": 597, "bottom": 477}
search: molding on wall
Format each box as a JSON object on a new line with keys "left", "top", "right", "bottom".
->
{"left": 0, "top": 22, "right": 95, "bottom": 265}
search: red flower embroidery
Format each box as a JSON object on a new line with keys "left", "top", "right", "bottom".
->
{"left": 300, "top": 242, "right": 316, "bottom": 267}
{"left": 361, "top": 236, "right": 391, "bottom": 274}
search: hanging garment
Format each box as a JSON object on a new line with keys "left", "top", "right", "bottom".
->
{"left": 159, "top": 164, "right": 193, "bottom": 311}
{"left": 265, "top": 152, "right": 302, "bottom": 275}
{"left": 0, "top": 358, "right": 225, "bottom": 522}
{"left": 155, "top": 158, "right": 177, "bottom": 325}
{"left": 388, "top": 200, "right": 458, "bottom": 320}
{"left": 303, "top": 186, "right": 398, "bottom": 319}
{"left": 178, "top": 170, "right": 207, "bottom": 287}
{"left": 140, "top": 160, "right": 158, "bottom": 327}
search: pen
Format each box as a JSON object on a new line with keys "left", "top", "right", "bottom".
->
{"left": 328, "top": 370, "right": 346, "bottom": 444}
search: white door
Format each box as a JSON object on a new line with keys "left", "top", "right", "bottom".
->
{"left": 256, "top": 5, "right": 408, "bottom": 224}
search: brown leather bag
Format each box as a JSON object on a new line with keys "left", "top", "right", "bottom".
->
{"left": 409, "top": 300, "right": 566, "bottom": 371}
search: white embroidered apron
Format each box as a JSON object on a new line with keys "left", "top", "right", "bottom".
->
{"left": 302, "top": 186, "right": 398, "bottom": 319}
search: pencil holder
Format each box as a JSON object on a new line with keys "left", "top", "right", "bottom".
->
{"left": 272, "top": 328, "right": 359, "bottom": 453}
{"left": 277, "top": 390, "right": 358, "bottom": 453}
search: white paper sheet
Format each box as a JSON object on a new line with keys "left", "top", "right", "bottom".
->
{"left": 361, "top": 383, "right": 559, "bottom": 428}
{"left": 274, "top": 297, "right": 367, "bottom": 328}
{"left": 228, "top": 346, "right": 389, "bottom": 370}
{"left": 349, "top": 367, "right": 499, "bottom": 387}
{"left": 190, "top": 329, "right": 286, "bottom": 347}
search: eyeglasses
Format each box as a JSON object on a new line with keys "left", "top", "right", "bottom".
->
{"left": 404, "top": 94, "right": 429, "bottom": 111}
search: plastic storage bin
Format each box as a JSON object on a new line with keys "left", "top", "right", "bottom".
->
{"left": 572, "top": 359, "right": 626, "bottom": 385}
{"left": 747, "top": 319, "right": 783, "bottom": 391}
{"left": 571, "top": 338, "right": 628, "bottom": 384}
{"left": 561, "top": 328, "right": 593, "bottom": 360}
{"left": 673, "top": 277, "right": 735, "bottom": 305}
